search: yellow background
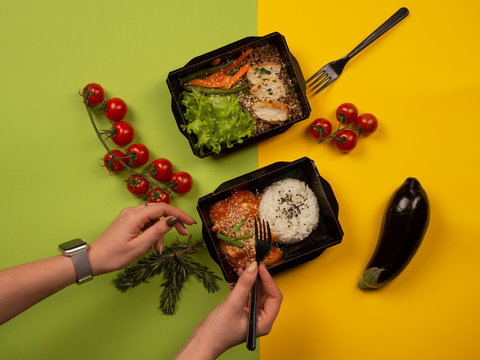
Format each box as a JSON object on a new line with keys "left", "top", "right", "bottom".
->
{"left": 258, "top": 0, "right": 480, "bottom": 359}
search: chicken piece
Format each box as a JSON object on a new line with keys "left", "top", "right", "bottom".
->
{"left": 251, "top": 101, "right": 290, "bottom": 123}
{"left": 246, "top": 62, "right": 283, "bottom": 84}
{"left": 249, "top": 78, "right": 286, "bottom": 101}
{"left": 220, "top": 241, "right": 246, "bottom": 260}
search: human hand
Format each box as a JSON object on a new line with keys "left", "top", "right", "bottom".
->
{"left": 175, "top": 262, "right": 282, "bottom": 359}
{"left": 88, "top": 203, "right": 196, "bottom": 276}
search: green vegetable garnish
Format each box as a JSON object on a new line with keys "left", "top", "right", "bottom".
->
{"left": 232, "top": 233, "right": 254, "bottom": 240}
{"left": 179, "top": 61, "right": 232, "bottom": 85}
{"left": 231, "top": 219, "right": 247, "bottom": 233}
{"left": 181, "top": 89, "right": 256, "bottom": 154}
{"left": 182, "top": 83, "right": 250, "bottom": 95}
{"left": 216, "top": 233, "right": 246, "bottom": 248}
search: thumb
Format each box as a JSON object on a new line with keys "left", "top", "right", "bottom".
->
{"left": 226, "top": 261, "right": 258, "bottom": 308}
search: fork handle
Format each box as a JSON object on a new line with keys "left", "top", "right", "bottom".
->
{"left": 246, "top": 276, "right": 259, "bottom": 351}
{"left": 346, "top": 7, "right": 409, "bottom": 61}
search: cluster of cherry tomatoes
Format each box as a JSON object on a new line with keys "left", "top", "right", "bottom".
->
{"left": 309, "top": 102, "right": 378, "bottom": 152}
{"left": 82, "top": 83, "right": 193, "bottom": 203}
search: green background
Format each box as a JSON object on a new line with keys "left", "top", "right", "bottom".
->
{"left": 0, "top": 1, "right": 257, "bottom": 359}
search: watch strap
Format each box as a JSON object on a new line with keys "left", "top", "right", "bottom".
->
{"left": 71, "top": 249, "right": 93, "bottom": 284}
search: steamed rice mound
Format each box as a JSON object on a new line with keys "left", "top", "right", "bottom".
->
{"left": 259, "top": 178, "right": 319, "bottom": 244}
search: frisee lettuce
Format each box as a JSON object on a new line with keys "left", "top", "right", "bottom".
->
{"left": 181, "top": 89, "right": 256, "bottom": 155}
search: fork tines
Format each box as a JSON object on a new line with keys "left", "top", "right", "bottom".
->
{"left": 254, "top": 217, "right": 272, "bottom": 263}
{"left": 306, "top": 65, "right": 335, "bottom": 94}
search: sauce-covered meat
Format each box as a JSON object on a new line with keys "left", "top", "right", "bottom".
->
{"left": 210, "top": 190, "right": 283, "bottom": 272}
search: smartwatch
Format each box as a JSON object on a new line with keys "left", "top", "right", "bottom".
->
{"left": 58, "top": 238, "right": 93, "bottom": 284}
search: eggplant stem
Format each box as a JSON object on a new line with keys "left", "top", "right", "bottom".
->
{"left": 358, "top": 267, "right": 385, "bottom": 290}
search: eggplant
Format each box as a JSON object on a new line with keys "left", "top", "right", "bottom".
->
{"left": 358, "top": 177, "right": 430, "bottom": 290}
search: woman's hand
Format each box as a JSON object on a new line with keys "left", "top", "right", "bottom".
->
{"left": 175, "top": 261, "right": 283, "bottom": 359}
{"left": 88, "top": 203, "right": 196, "bottom": 275}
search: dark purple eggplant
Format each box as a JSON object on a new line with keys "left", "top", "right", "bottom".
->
{"left": 358, "top": 177, "right": 429, "bottom": 290}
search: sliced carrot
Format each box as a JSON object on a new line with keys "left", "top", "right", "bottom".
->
{"left": 206, "top": 69, "right": 226, "bottom": 82}
{"left": 211, "top": 57, "right": 221, "bottom": 66}
{"left": 224, "top": 62, "right": 250, "bottom": 89}
{"left": 223, "top": 48, "right": 253, "bottom": 74}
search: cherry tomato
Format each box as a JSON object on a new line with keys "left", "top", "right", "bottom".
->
{"left": 82, "top": 83, "right": 104, "bottom": 106}
{"left": 309, "top": 118, "right": 332, "bottom": 140}
{"left": 355, "top": 113, "right": 378, "bottom": 135}
{"left": 335, "top": 129, "right": 358, "bottom": 152}
{"left": 105, "top": 97, "right": 128, "bottom": 122}
{"left": 147, "top": 188, "right": 171, "bottom": 204}
{"left": 336, "top": 103, "right": 358, "bottom": 124}
{"left": 149, "top": 158, "right": 173, "bottom": 182}
{"left": 126, "top": 143, "right": 149, "bottom": 167}
{"left": 111, "top": 121, "right": 134, "bottom": 146}
{"left": 103, "top": 149, "right": 126, "bottom": 173}
{"left": 170, "top": 171, "right": 193, "bottom": 194}
{"left": 126, "top": 174, "right": 149, "bottom": 196}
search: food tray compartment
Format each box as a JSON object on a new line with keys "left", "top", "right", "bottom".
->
{"left": 197, "top": 157, "right": 343, "bottom": 282}
{"left": 166, "top": 32, "right": 311, "bottom": 158}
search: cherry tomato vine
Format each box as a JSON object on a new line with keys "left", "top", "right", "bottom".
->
{"left": 81, "top": 83, "right": 193, "bottom": 203}
{"left": 309, "top": 102, "right": 378, "bottom": 152}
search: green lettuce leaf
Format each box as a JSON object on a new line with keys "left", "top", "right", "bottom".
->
{"left": 181, "top": 89, "right": 256, "bottom": 154}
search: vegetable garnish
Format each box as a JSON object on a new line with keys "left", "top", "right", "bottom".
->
{"left": 216, "top": 233, "right": 246, "bottom": 248}
{"left": 188, "top": 63, "right": 251, "bottom": 89}
{"left": 181, "top": 89, "right": 256, "bottom": 154}
{"left": 186, "top": 49, "right": 253, "bottom": 90}
{"left": 180, "top": 62, "right": 232, "bottom": 85}
{"left": 231, "top": 219, "right": 247, "bottom": 233}
{"left": 182, "top": 83, "right": 251, "bottom": 95}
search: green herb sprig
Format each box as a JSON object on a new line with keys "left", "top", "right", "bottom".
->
{"left": 113, "top": 236, "right": 221, "bottom": 315}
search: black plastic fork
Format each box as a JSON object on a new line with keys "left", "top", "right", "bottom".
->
{"left": 306, "top": 7, "right": 409, "bottom": 94}
{"left": 246, "top": 218, "right": 272, "bottom": 351}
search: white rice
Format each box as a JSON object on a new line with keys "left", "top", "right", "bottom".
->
{"left": 259, "top": 178, "right": 319, "bottom": 244}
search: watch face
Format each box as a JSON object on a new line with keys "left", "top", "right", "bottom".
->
{"left": 59, "top": 238, "right": 87, "bottom": 253}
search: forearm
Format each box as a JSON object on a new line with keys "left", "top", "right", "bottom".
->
{"left": 0, "top": 255, "right": 76, "bottom": 325}
{"left": 174, "top": 322, "right": 225, "bottom": 360}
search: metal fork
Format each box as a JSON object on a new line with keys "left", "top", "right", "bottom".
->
{"left": 246, "top": 218, "right": 272, "bottom": 351}
{"left": 306, "top": 7, "right": 409, "bottom": 94}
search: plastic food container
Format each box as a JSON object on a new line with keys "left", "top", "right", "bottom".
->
{"left": 197, "top": 157, "right": 344, "bottom": 282}
{"left": 166, "top": 32, "right": 311, "bottom": 158}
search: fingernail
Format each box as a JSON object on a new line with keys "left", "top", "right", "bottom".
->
{"left": 246, "top": 261, "right": 257, "bottom": 273}
{"left": 166, "top": 217, "right": 178, "bottom": 227}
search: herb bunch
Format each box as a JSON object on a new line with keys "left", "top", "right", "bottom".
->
{"left": 113, "top": 236, "right": 221, "bottom": 315}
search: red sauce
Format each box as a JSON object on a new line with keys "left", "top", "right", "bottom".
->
{"left": 209, "top": 190, "right": 283, "bottom": 272}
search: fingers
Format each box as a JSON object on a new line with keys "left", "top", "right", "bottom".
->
{"left": 134, "top": 215, "right": 189, "bottom": 252}
{"left": 226, "top": 261, "right": 258, "bottom": 308}
{"left": 258, "top": 263, "right": 282, "bottom": 316}
{"left": 131, "top": 203, "right": 196, "bottom": 228}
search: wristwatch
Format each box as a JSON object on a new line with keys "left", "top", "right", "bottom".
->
{"left": 58, "top": 238, "right": 93, "bottom": 284}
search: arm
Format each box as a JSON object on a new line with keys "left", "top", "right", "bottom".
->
{"left": 0, "top": 203, "right": 195, "bottom": 325}
{"left": 174, "top": 262, "right": 283, "bottom": 359}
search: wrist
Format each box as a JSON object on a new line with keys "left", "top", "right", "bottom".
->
{"left": 58, "top": 239, "right": 94, "bottom": 284}
{"left": 175, "top": 322, "right": 224, "bottom": 360}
